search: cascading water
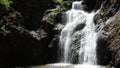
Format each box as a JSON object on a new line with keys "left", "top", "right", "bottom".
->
{"left": 59, "top": 1, "right": 98, "bottom": 65}
{"left": 25, "top": 1, "right": 110, "bottom": 68}
{"left": 78, "top": 12, "right": 97, "bottom": 65}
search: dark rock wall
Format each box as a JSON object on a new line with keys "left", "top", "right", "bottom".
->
{"left": 11, "top": 0, "right": 56, "bottom": 30}
{"left": 0, "top": 0, "right": 59, "bottom": 67}
{"left": 94, "top": 0, "right": 120, "bottom": 67}
{"left": 83, "top": 0, "right": 104, "bottom": 12}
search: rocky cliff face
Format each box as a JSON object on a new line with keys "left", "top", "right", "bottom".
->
{"left": 94, "top": 0, "right": 120, "bottom": 67}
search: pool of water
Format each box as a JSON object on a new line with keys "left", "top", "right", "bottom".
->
{"left": 16, "top": 63, "right": 112, "bottom": 68}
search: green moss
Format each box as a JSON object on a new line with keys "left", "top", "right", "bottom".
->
{"left": 0, "top": 0, "right": 13, "bottom": 8}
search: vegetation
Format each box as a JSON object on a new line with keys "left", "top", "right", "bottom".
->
{"left": 56, "top": 0, "right": 65, "bottom": 11}
{"left": 0, "top": 0, "right": 13, "bottom": 8}
{"left": 56, "top": 0, "right": 63, "bottom": 4}
{"left": 0, "top": 25, "right": 8, "bottom": 33}
{"left": 60, "top": 4, "right": 65, "bottom": 11}
{"left": 0, "top": 0, "right": 13, "bottom": 32}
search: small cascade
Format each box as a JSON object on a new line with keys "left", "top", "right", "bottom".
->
{"left": 59, "top": 1, "right": 98, "bottom": 66}
{"left": 78, "top": 12, "right": 97, "bottom": 65}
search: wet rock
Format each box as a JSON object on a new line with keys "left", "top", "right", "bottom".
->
{"left": 94, "top": 0, "right": 120, "bottom": 26}
{"left": 71, "top": 31, "right": 82, "bottom": 64}
{"left": 96, "top": 9, "right": 120, "bottom": 67}
{"left": 97, "top": 37, "right": 112, "bottom": 65}
{"left": 30, "top": 28, "right": 47, "bottom": 40}
{"left": 106, "top": 10, "right": 120, "bottom": 67}
{"left": 74, "top": 23, "right": 85, "bottom": 31}
{"left": 94, "top": 0, "right": 120, "bottom": 67}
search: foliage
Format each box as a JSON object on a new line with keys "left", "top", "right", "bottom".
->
{"left": 56, "top": 0, "right": 65, "bottom": 11}
{"left": 0, "top": 0, "right": 13, "bottom": 8}
{"left": 56, "top": 0, "right": 63, "bottom": 4}
{"left": 60, "top": 5, "right": 65, "bottom": 11}
{"left": 0, "top": 25, "right": 8, "bottom": 33}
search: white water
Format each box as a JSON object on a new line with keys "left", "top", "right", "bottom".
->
{"left": 46, "top": 63, "right": 106, "bottom": 68}
{"left": 79, "top": 12, "right": 97, "bottom": 64}
{"left": 30, "top": 63, "right": 107, "bottom": 68}
{"left": 59, "top": 1, "right": 98, "bottom": 65}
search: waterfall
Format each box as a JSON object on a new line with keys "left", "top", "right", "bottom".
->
{"left": 78, "top": 12, "right": 97, "bottom": 65}
{"left": 59, "top": 1, "right": 98, "bottom": 65}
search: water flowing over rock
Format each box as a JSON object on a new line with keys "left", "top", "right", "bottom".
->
{"left": 0, "top": 0, "right": 120, "bottom": 68}
{"left": 59, "top": 1, "right": 100, "bottom": 67}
